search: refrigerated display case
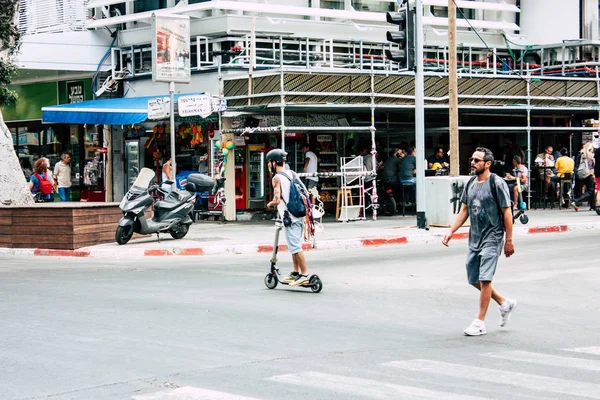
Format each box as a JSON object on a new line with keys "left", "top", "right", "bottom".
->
{"left": 235, "top": 148, "right": 246, "bottom": 210}
{"left": 284, "top": 141, "right": 305, "bottom": 172}
{"left": 247, "top": 144, "right": 266, "bottom": 209}
{"left": 125, "top": 138, "right": 147, "bottom": 190}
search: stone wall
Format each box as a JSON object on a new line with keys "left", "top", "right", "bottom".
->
{"left": 0, "top": 112, "right": 34, "bottom": 206}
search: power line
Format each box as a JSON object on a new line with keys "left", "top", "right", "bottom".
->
{"left": 450, "top": 0, "right": 592, "bottom": 107}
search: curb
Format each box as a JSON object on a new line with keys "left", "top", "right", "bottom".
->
{"left": 2, "top": 221, "right": 599, "bottom": 258}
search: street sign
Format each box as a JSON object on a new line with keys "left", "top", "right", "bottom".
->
{"left": 148, "top": 97, "right": 170, "bottom": 120}
{"left": 178, "top": 94, "right": 212, "bottom": 118}
{"left": 211, "top": 95, "right": 228, "bottom": 112}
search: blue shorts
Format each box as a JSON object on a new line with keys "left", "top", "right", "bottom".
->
{"left": 466, "top": 243, "right": 502, "bottom": 284}
{"left": 284, "top": 219, "right": 305, "bottom": 254}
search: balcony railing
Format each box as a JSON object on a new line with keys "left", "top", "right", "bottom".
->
{"left": 18, "top": 0, "right": 90, "bottom": 34}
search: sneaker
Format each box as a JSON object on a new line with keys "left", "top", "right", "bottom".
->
{"left": 282, "top": 271, "right": 299, "bottom": 283}
{"left": 463, "top": 319, "right": 487, "bottom": 336}
{"left": 499, "top": 299, "right": 517, "bottom": 327}
{"left": 290, "top": 274, "right": 310, "bottom": 286}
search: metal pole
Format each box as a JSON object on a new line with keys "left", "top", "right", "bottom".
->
{"left": 448, "top": 0, "right": 459, "bottom": 176}
{"left": 169, "top": 81, "right": 176, "bottom": 182}
{"left": 370, "top": 72, "right": 378, "bottom": 221}
{"left": 526, "top": 69, "right": 532, "bottom": 210}
{"left": 415, "top": 0, "right": 427, "bottom": 229}
{"left": 280, "top": 68, "right": 286, "bottom": 150}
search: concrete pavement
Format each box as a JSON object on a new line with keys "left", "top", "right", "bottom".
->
{"left": 1, "top": 208, "right": 599, "bottom": 258}
{"left": 1, "top": 233, "right": 599, "bottom": 399}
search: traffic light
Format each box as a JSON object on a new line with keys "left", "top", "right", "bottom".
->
{"left": 385, "top": 4, "right": 415, "bottom": 70}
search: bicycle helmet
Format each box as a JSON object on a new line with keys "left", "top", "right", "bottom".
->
{"left": 266, "top": 148, "right": 287, "bottom": 163}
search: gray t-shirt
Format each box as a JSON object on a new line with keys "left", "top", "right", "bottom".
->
{"left": 399, "top": 155, "right": 416, "bottom": 181}
{"left": 460, "top": 174, "right": 511, "bottom": 251}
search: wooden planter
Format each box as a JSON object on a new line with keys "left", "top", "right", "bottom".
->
{"left": 0, "top": 203, "right": 123, "bottom": 250}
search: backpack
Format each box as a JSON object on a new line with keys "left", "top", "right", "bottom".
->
{"left": 464, "top": 173, "right": 504, "bottom": 229}
{"left": 277, "top": 171, "right": 308, "bottom": 218}
{"left": 577, "top": 156, "right": 591, "bottom": 179}
{"left": 34, "top": 173, "right": 54, "bottom": 196}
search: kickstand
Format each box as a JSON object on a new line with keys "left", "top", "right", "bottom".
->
{"left": 156, "top": 233, "right": 161, "bottom": 243}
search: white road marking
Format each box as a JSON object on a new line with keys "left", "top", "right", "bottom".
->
{"left": 564, "top": 346, "right": 600, "bottom": 356}
{"left": 132, "top": 386, "right": 262, "bottom": 400}
{"left": 485, "top": 350, "right": 600, "bottom": 371}
{"left": 385, "top": 359, "right": 600, "bottom": 399}
{"left": 268, "top": 371, "right": 489, "bottom": 400}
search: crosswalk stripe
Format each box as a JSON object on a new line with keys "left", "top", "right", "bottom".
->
{"left": 132, "top": 386, "right": 262, "bottom": 400}
{"left": 268, "top": 371, "right": 490, "bottom": 400}
{"left": 564, "top": 346, "right": 600, "bottom": 356}
{"left": 485, "top": 350, "right": 600, "bottom": 371}
{"left": 385, "top": 359, "right": 600, "bottom": 399}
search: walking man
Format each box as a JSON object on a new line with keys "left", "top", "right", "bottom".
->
{"left": 442, "top": 147, "right": 517, "bottom": 336}
{"left": 266, "top": 149, "right": 310, "bottom": 286}
{"left": 54, "top": 153, "right": 72, "bottom": 202}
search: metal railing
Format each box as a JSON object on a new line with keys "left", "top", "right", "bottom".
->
{"left": 18, "top": 0, "right": 90, "bottom": 34}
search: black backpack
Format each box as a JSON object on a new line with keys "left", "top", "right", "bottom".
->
{"left": 277, "top": 172, "right": 308, "bottom": 218}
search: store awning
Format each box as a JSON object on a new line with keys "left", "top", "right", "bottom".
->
{"left": 42, "top": 93, "right": 205, "bottom": 125}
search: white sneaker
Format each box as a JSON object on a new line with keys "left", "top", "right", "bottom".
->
{"left": 464, "top": 319, "right": 487, "bottom": 336}
{"left": 289, "top": 274, "right": 310, "bottom": 286}
{"left": 499, "top": 299, "right": 517, "bottom": 327}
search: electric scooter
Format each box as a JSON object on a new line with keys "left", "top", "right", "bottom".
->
{"left": 116, "top": 168, "right": 214, "bottom": 245}
{"left": 263, "top": 218, "right": 323, "bottom": 293}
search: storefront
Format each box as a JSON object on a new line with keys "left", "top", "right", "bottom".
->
{"left": 1, "top": 78, "right": 109, "bottom": 201}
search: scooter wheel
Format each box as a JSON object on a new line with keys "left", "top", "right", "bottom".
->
{"left": 116, "top": 225, "right": 134, "bottom": 245}
{"left": 170, "top": 224, "right": 189, "bottom": 239}
{"left": 264, "top": 273, "right": 278, "bottom": 289}
{"left": 383, "top": 198, "right": 397, "bottom": 216}
{"left": 309, "top": 275, "right": 323, "bottom": 293}
{"left": 520, "top": 214, "right": 529, "bottom": 225}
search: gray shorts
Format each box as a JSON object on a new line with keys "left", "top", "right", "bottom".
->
{"left": 466, "top": 243, "right": 502, "bottom": 284}
{"left": 284, "top": 219, "right": 305, "bottom": 254}
{"left": 305, "top": 179, "right": 318, "bottom": 190}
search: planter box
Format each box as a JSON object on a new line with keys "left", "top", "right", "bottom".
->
{"left": 0, "top": 203, "right": 123, "bottom": 250}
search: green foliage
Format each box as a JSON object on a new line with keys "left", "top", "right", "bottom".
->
{"left": 0, "top": 0, "right": 21, "bottom": 107}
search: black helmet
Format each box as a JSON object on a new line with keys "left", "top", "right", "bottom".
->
{"left": 266, "top": 148, "right": 287, "bottom": 163}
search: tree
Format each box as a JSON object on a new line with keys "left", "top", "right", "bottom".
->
{"left": 0, "top": 0, "right": 21, "bottom": 107}
{"left": 1, "top": 0, "right": 33, "bottom": 206}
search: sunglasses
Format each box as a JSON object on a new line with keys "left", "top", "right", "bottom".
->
{"left": 469, "top": 157, "right": 485, "bottom": 163}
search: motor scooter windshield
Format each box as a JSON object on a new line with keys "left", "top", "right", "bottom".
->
{"left": 131, "top": 168, "right": 155, "bottom": 191}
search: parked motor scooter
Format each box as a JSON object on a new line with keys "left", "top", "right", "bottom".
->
{"left": 116, "top": 167, "right": 214, "bottom": 245}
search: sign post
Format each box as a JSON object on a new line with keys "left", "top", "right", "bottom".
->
{"left": 151, "top": 13, "right": 191, "bottom": 181}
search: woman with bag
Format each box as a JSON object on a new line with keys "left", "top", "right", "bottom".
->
{"left": 571, "top": 143, "right": 596, "bottom": 211}
{"left": 29, "top": 159, "right": 55, "bottom": 202}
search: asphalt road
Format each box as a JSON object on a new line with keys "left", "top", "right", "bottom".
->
{"left": 1, "top": 232, "right": 599, "bottom": 400}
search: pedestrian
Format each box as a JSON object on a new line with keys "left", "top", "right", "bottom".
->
{"left": 29, "top": 158, "right": 55, "bottom": 202}
{"left": 301, "top": 143, "right": 319, "bottom": 190}
{"left": 571, "top": 142, "right": 596, "bottom": 211}
{"left": 442, "top": 147, "right": 516, "bottom": 336}
{"left": 53, "top": 153, "right": 72, "bottom": 202}
{"left": 266, "top": 148, "right": 310, "bottom": 286}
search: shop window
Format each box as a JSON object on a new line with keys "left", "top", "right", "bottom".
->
{"left": 351, "top": 1, "right": 394, "bottom": 13}
{"left": 431, "top": 4, "right": 475, "bottom": 20}
{"left": 321, "top": 0, "right": 344, "bottom": 10}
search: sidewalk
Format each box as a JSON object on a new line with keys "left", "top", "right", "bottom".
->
{"left": 2, "top": 209, "right": 599, "bottom": 258}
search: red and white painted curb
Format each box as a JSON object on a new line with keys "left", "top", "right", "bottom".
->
{"left": 1, "top": 222, "right": 598, "bottom": 258}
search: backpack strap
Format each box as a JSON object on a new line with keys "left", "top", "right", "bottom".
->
{"left": 276, "top": 172, "right": 291, "bottom": 205}
{"left": 489, "top": 173, "right": 506, "bottom": 229}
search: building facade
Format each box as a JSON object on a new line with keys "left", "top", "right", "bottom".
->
{"left": 4, "top": 0, "right": 600, "bottom": 214}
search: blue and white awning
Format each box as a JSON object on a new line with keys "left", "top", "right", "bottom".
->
{"left": 42, "top": 93, "right": 205, "bottom": 125}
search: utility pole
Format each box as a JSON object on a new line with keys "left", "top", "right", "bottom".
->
{"left": 415, "top": 0, "right": 427, "bottom": 229}
{"left": 448, "top": 0, "right": 459, "bottom": 176}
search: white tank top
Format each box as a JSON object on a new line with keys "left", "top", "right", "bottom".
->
{"left": 276, "top": 170, "right": 301, "bottom": 223}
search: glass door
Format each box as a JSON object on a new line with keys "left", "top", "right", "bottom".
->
{"left": 125, "top": 140, "right": 140, "bottom": 190}
{"left": 247, "top": 145, "right": 266, "bottom": 209}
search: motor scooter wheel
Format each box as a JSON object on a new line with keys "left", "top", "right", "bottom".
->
{"left": 264, "top": 273, "right": 278, "bottom": 289}
{"left": 309, "top": 275, "right": 323, "bottom": 293}
{"left": 519, "top": 214, "right": 529, "bottom": 225}
{"left": 383, "top": 197, "right": 397, "bottom": 216}
{"left": 170, "top": 224, "right": 189, "bottom": 239}
{"left": 116, "top": 225, "right": 134, "bottom": 245}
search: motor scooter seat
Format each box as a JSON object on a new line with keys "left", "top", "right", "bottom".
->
{"left": 154, "top": 191, "right": 193, "bottom": 210}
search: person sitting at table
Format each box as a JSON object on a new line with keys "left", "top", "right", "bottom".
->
{"left": 505, "top": 155, "right": 528, "bottom": 210}
{"left": 427, "top": 147, "right": 449, "bottom": 170}
{"left": 535, "top": 145, "right": 555, "bottom": 196}
{"left": 550, "top": 147, "right": 574, "bottom": 203}
{"left": 383, "top": 149, "right": 402, "bottom": 184}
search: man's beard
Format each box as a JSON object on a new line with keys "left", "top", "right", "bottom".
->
{"left": 473, "top": 165, "right": 485, "bottom": 175}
